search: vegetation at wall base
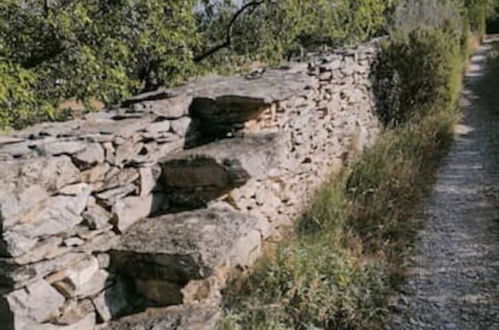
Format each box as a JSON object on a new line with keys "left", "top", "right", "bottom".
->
{"left": 219, "top": 3, "right": 480, "bottom": 329}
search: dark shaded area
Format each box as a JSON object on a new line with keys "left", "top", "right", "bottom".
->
{"left": 487, "top": 17, "right": 499, "bottom": 34}
{"left": 370, "top": 47, "right": 401, "bottom": 127}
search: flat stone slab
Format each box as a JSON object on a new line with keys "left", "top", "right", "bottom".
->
{"left": 111, "top": 207, "right": 261, "bottom": 283}
{"left": 97, "top": 300, "right": 220, "bottom": 330}
{"left": 160, "top": 133, "right": 287, "bottom": 208}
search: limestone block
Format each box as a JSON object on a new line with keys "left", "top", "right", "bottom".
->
{"left": 160, "top": 133, "right": 287, "bottom": 207}
{"left": 38, "top": 312, "right": 96, "bottom": 330}
{"left": 0, "top": 156, "right": 80, "bottom": 229}
{"left": 98, "top": 168, "right": 139, "bottom": 192}
{"left": 0, "top": 279, "right": 65, "bottom": 329}
{"left": 139, "top": 167, "right": 160, "bottom": 197}
{"left": 112, "top": 195, "right": 156, "bottom": 233}
{"left": 47, "top": 256, "right": 100, "bottom": 298}
{"left": 96, "top": 184, "right": 137, "bottom": 207}
{"left": 56, "top": 299, "right": 95, "bottom": 325}
{"left": 125, "top": 91, "right": 192, "bottom": 119}
{"left": 0, "top": 253, "right": 89, "bottom": 289}
{"left": 170, "top": 117, "right": 192, "bottom": 136}
{"left": 98, "top": 299, "right": 220, "bottom": 330}
{"left": 92, "top": 278, "right": 132, "bottom": 322}
{"left": 82, "top": 202, "right": 112, "bottom": 230}
{"left": 34, "top": 140, "right": 87, "bottom": 156}
{"left": 111, "top": 207, "right": 261, "bottom": 283}
{"left": 72, "top": 143, "right": 105, "bottom": 168}
{"left": 0, "top": 184, "right": 92, "bottom": 257}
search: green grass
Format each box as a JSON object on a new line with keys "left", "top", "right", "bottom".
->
{"left": 219, "top": 30, "right": 468, "bottom": 330}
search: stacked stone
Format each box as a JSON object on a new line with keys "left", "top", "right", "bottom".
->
{"left": 0, "top": 40, "right": 381, "bottom": 330}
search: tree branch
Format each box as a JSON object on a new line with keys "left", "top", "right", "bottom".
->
{"left": 194, "top": 0, "right": 268, "bottom": 63}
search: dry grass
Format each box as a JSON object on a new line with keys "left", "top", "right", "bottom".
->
{"left": 219, "top": 30, "right": 473, "bottom": 330}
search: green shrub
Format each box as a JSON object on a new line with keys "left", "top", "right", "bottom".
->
{"left": 376, "top": 28, "right": 464, "bottom": 125}
{"left": 0, "top": 0, "right": 198, "bottom": 129}
{"left": 220, "top": 2, "right": 470, "bottom": 329}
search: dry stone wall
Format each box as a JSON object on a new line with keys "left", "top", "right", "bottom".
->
{"left": 0, "top": 39, "right": 382, "bottom": 330}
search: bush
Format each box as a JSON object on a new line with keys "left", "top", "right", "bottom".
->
{"left": 1, "top": 0, "right": 392, "bottom": 129}
{"left": 0, "top": 0, "right": 199, "bottom": 129}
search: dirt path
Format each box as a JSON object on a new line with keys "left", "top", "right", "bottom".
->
{"left": 388, "top": 36, "right": 499, "bottom": 330}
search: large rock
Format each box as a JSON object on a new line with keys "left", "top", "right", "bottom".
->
{"left": 97, "top": 300, "right": 220, "bottom": 330}
{"left": 0, "top": 157, "right": 80, "bottom": 230}
{"left": 160, "top": 133, "right": 287, "bottom": 208}
{"left": 0, "top": 184, "right": 92, "bottom": 257}
{"left": 111, "top": 207, "right": 261, "bottom": 284}
{"left": 0, "top": 279, "right": 66, "bottom": 330}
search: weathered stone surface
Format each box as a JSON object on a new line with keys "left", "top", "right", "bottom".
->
{"left": 80, "top": 163, "right": 111, "bottom": 183}
{"left": 56, "top": 299, "right": 95, "bottom": 325}
{"left": 92, "top": 278, "right": 133, "bottom": 322}
{"left": 112, "top": 207, "right": 261, "bottom": 283}
{"left": 112, "top": 195, "right": 157, "bottom": 233}
{"left": 96, "top": 184, "right": 137, "bottom": 207}
{"left": 98, "top": 300, "right": 220, "bottom": 330}
{"left": 138, "top": 167, "right": 159, "bottom": 197}
{"left": 0, "top": 184, "right": 91, "bottom": 257}
{"left": 82, "top": 203, "right": 112, "bottom": 230}
{"left": 47, "top": 256, "right": 101, "bottom": 298}
{"left": 38, "top": 312, "right": 96, "bottom": 330}
{"left": 0, "top": 253, "right": 89, "bottom": 289}
{"left": 8, "top": 237, "right": 65, "bottom": 265}
{"left": 77, "top": 117, "right": 152, "bottom": 139}
{"left": 34, "top": 141, "right": 87, "bottom": 156}
{"left": 170, "top": 117, "right": 191, "bottom": 136}
{"left": 0, "top": 184, "right": 92, "bottom": 257}
{"left": 0, "top": 279, "right": 65, "bottom": 329}
{"left": 73, "top": 143, "right": 105, "bottom": 168}
{"left": 0, "top": 41, "right": 382, "bottom": 330}
{"left": 0, "top": 156, "right": 79, "bottom": 229}
{"left": 124, "top": 90, "right": 192, "bottom": 119}
{"left": 160, "top": 133, "right": 286, "bottom": 207}
{"left": 114, "top": 141, "right": 144, "bottom": 166}
{"left": 98, "top": 168, "right": 139, "bottom": 192}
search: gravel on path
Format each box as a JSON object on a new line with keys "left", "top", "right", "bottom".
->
{"left": 388, "top": 36, "right": 499, "bottom": 330}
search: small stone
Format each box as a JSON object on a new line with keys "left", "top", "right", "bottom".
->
{"left": 48, "top": 256, "right": 100, "bottom": 298}
{"left": 170, "top": 117, "right": 192, "bottom": 136}
{"left": 56, "top": 299, "right": 95, "bottom": 325}
{"left": 115, "top": 141, "right": 144, "bottom": 166}
{"left": 34, "top": 141, "right": 87, "bottom": 156}
{"left": 73, "top": 143, "right": 105, "bottom": 168}
{"left": 0, "top": 279, "right": 65, "bottom": 326}
{"left": 139, "top": 167, "right": 159, "bottom": 197}
{"left": 112, "top": 195, "right": 156, "bottom": 232}
{"left": 37, "top": 312, "right": 96, "bottom": 330}
{"left": 79, "top": 163, "right": 111, "bottom": 183}
{"left": 96, "top": 184, "right": 137, "bottom": 207}
{"left": 82, "top": 203, "right": 112, "bottom": 230}
{"left": 92, "top": 279, "right": 131, "bottom": 322}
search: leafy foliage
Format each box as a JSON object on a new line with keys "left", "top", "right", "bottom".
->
{"left": 1, "top": 0, "right": 393, "bottom": 129}
{"left": 0, "top": 0, "right": 198, "bottom": 129}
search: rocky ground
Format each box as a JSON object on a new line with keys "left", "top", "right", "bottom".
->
{"left": 388, "top": 36, "right": 499, "bottom": 330}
